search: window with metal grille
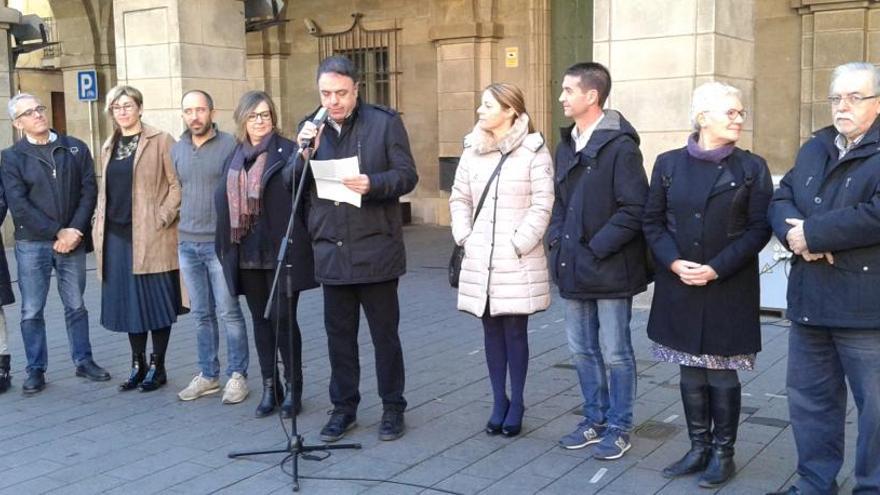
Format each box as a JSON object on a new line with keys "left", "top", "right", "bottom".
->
{"left": 315, "top": 13, "right": 399, "bottom": 109}
{"left": 40, "top": 17, "right": 59, "bottom": 58}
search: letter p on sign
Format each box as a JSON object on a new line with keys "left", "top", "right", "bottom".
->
{"left": 77, "top": 70, "right": 98, "bottom": 101}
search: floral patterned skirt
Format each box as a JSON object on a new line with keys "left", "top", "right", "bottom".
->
{"left": 652, "top": 342, "right": 755, "bottom": 371}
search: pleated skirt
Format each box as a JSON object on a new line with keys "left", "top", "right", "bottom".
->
{"left": 101, "top": 226, "right": 182, "bottom": 333}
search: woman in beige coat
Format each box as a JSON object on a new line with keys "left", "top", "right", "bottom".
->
{"left": 449, "top": 83, "right": 554, "bottom": 437}
{"left": 93, "top": 85, "right": 183, "bottom": 393}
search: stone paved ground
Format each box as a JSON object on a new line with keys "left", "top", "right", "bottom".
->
{"left": 0, "top": 225, "right": 861, "bottom": 494}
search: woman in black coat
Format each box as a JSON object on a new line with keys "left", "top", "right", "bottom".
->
{"left": 643, "top": 82, "right": 772, "bottom": 488}
{"left": 0, "top": 186, "right": 16, "bottom": 393}
{"left": 215, "top": 91, "right": 317, "bottom": 418}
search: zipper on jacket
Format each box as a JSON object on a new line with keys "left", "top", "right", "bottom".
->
{"left": 845, "top": 177, "right": 852, "bottom": 188}
{"left": 805, "top": 176, "right": 813, "bottom": 187}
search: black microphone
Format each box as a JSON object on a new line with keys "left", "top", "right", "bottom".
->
{"left": 299, "top": 107, "right": 329, "bottom": 152}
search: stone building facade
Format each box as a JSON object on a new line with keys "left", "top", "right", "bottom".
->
{"left": 1, "top": 0, "right": 878, "bottom": 227}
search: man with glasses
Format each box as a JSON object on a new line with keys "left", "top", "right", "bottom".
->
{"left": 768, "top": 62, "right": 880, "bottom": 495}
{"left": 171, "top": 89, "right": 249, "bottom": 404}
{"left": 1, "top": 93, "right": 109, "bottom": 394}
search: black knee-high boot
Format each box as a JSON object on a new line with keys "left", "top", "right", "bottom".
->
{"left": 663, "top": 380, "right": 712, "bottom": 478}
{"left": 698, "top": 383, "right": 741, "bottom": 487}
{"left": 0, "top": 354, "right": 11, "bottom": 393}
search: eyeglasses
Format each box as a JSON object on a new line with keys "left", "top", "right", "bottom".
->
{"left": 707, "top": 108, "right": 748, "bottom": 121}
{"left": 828, "top": 94, "right": 879, "bottom": 106}
{"left": 14, "top": 105, "right": 47, "bottom": 120}
{"left": 247, "top": 111, "right": 272, "bottom": 123}
{"left": 110, "top": 103, "right": 137, "bottom": 114}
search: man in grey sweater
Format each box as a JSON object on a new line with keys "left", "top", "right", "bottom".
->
{"left": 171, "top": 90, "right": 249, "bottom": 404}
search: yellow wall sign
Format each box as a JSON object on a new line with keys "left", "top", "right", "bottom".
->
{"left": 505, "top": 47, "right": 519, "bottom": 68}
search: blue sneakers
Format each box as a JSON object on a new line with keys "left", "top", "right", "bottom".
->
{"left": 558, "top": 420, "right": 607, "bottom": 450}
{"left": 592, "top": 427, "right": 631, "bottom": 460}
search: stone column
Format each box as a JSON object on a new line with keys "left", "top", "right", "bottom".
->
{"left": 793, "top": 0, "right": 880, "bottom": 142}
{"left": 593, "top": 0, "right": 755, "bottom": 174}
{"left": 113, "top": 0, "right": 248, "bottom": 136}
{"left": 0, "top": 7, "right": 19, "bottom": 244}
{"left": 246, "top": 25, "right": 291, "bottom": 129}
{"left": 429, "top": 21, "right": 501, "bottom": 225}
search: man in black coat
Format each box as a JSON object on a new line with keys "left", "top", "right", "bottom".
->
{"left": 293, "top": 56, "right": 418, "bottom": 442}
{"left": 549, "top": 63, "right": 649, "bottom": 460}
{"left": 1, "top": 93, "right": 110, "bottom": 395}
{"left": 768, "top": 62, "right": 880, "bottom": 495}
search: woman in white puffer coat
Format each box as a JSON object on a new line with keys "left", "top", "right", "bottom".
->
{"left": 449, "top": 83, "right": 554, "bottom": 437}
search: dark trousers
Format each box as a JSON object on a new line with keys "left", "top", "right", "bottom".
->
{"left": 239, "top": 269, "right": 301, "bottom": 384}
{"left": 787, "top": 324, "right": 880, "bottom": 495}
{"left": 324, "top": 279, "right": 406, "bottom": 414}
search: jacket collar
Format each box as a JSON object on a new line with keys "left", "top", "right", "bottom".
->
{"left": 558, "top": 110, "right": 638, "bottom": 159}
{"left": 464, "top": 113, "right": 531, "bottom": 155}
{"left": 814, "top": 118, "right": 880, "bottom": 163}
{"left": 102, "top": 122, "right": 163, "bottom": 156}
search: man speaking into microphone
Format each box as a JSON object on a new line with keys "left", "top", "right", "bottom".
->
{"left": 291, "top": 55, "right": 418, "bottom": 443}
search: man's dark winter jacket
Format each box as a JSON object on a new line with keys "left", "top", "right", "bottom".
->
{"left": 548, "top": 110, "right": 650, "bottom": 299}
{"left": 769, "top": 119, "right": 880, "bottom": 329}
{"left": 291, "top": 101, "right": 418, "bottom": 285}
{"left": 0, "top": 131, "right": 97, "bottom": 251}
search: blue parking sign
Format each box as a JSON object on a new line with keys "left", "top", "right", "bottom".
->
{"left": 77, "top": 70, "right": 98, "bottom": 101}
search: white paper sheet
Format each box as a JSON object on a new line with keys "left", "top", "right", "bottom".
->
{"left": 310, "top": 156, "right": 362, "bottom": 208}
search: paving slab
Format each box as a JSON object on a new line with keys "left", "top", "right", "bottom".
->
{"left": 0, "top": 225, "right": 860, "bottom": 494}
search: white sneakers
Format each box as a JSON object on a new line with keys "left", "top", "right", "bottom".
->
{"left": 221, "top": 372, "right": 249, "bottom": 404}
{"left": 178, "top": 372, "right": 249, "bottom": 404}
{"left": 178, "top": 373, "right": 220, "bottom": 401}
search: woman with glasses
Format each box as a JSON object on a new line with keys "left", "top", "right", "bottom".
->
{"left": 93, "top": 85, "right": 185, "bottom": 392}
{"left": 215, "top": 91, "right": 317, "bottom": 418}
{"left": 449, "top": 83, "right": 554, "bottom": 437}
{"left": 642, "top": 81, "right": 772, "bottom": 487}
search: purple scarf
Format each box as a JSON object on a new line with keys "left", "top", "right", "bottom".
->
{"left": 686, "top": 133, "right": 735, "bottom": 163}
{"left": 226, "top": 132, "right": 274, "bottom": 243}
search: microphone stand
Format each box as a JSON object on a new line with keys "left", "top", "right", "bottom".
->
{"left": 227, "top": 146, "right": 361, "bottom": 492}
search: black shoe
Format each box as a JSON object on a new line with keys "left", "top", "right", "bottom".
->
{"left": 766, "top": 487, "right": 800, "bottom": 495}
{"left": 280, "top": 380, "right": 302, "bottom": 419}
{"left": 139, "top": 353, "right": 167, "bottom": 392}
{"left": 485, "top": 421, "right": 502, "bottom": 436}
{"left": 255, "top": 377, "right": 282, "bottom": 418}
{"left": 0, "top": 355, "right": 11, "bottom": 393}
{"left": 75, "top": 359, "right": 111, "bottom": 382}
{"left": 501, "top": 402, "right": 523, "bottom": 437}
{"left": 320, "top": 410, "right": 357, "bottom": 442}
{"left": 698, "top": 383, "right": 741, "bottom": 488}
{"left": 378, "top": 410, "right": 405, "bottom": 441}
{"left": 663, "top": 381, "right": 712, "bottom": 478}
{"left": 119, "top": 352, "right": 147, "bottom": 391}
{"left": 22, "top": 370, "right": 45, "bottom": 395}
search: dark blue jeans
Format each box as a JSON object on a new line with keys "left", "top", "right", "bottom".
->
{"left": 788, "top": 324, "right": 880, "bottom": 495}
{"left": 15, "top": 241, "right": 92, "bottom": 373}
{"left": 563, "top": 297, "right": 636, "bottom": 431}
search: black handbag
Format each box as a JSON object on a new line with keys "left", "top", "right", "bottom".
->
{"left": 449, "top": 152, "right": 510, "bottom": 288}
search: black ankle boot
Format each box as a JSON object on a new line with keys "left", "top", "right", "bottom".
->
{"left": 280, "top": 379, "right": 303, "bottom": 419}
{"left": 139, "top": 353, "right": 167, "bottom": 392}
{"left": 663, "top": 382, "right": 712, "bottom": 478}
{"left": 0, "top": 355, "right": 11, "bottom": 393}
{"left": 255, "top": 377, "right": 282, "bottom": 418}
{"left": 119, "top": 352, "right": 147, "bottom": 391}
{"left": 698, "top": 384, "right": 741, "bottom": 488}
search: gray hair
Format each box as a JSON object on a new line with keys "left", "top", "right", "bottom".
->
{"left": 105, "top": 85, "right": 143, "bottom": 113}
{"left": 830, "top": 62, "right": 880, "bottom": 95}
{"left": 8, "top": 93, "right": 39, "bottom": 119}
{"left": 690, "top": 81, "right": 742, "bottom": 131}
